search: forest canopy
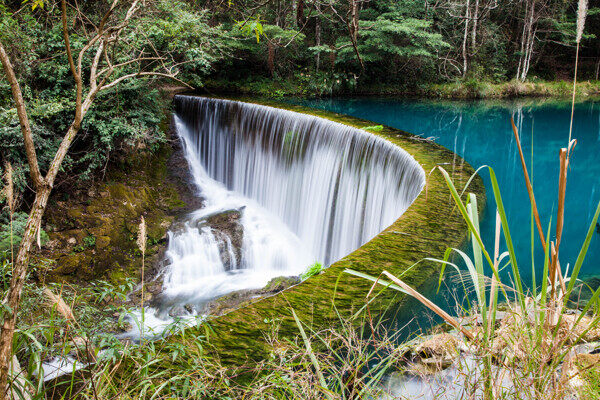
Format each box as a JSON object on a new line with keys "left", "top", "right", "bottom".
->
{"left": 1, "top": 0, "right": 599, "bottom": 204}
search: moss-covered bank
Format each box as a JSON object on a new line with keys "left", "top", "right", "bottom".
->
{"left": 203, "top": 77, "right": 600, "bottom": 100}
{"left": 167, "top": 96, "right": 485, "bottom": 365}
{"left": 37, "top": 129, "right": 199, "bottom": 287}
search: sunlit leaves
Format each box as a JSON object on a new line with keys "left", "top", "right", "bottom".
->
{"left": 236, "top": 17, "right": 264, "bottom": 43}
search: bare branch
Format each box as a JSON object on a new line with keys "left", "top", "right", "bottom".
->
{"left": 100, "top": 71, "right": 192, "bottom": 91}
{"left": 62, "top": 0, "right": 84, "bottom": 121}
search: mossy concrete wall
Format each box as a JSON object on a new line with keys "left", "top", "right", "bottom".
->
{"left": 175, "top": 97, "right": 485, "bottom": 364}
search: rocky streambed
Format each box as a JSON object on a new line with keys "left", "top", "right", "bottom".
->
{"left": 383, "top": 300, "right": 600, "bottom": 399}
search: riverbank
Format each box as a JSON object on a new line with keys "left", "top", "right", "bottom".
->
{"left": 202, "top": 78, "right": 600, "bottom": 100}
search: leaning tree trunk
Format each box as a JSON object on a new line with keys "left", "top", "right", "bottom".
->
{"left": 0, "top": 188, "right": 50, "bottom": 395}
{"left": 0, "top": 116, "right": 84, "bottom": 398}
{"left": 348, "top": 0, "right": 364, "bottom": 71}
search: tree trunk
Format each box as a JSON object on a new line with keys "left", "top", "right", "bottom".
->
{"left": 329, "top": 44, "right": 336, "bottom": 71}
{"left": 517, "top": 0, "right": 536, "bottom": 82}
{"left": 462, "top": 0, "right": 471, "bottom": 77}
{"left": 267, "top": 41, "right": 275, "bottom": 76}
{"left": 348, "top": 0, "right": 364, "bottom": 71}
{"left": 296, "top": 0, "right": 305, "bottom": 27}
{"left": 471, "top": 0, "right": 480, "bottom": 51}
{"left": 0, "top": 117, "right": 83, "bottom": 397}
{"left": 315, "top": 2, "right": 322, "bottom": 72}
{"left": 0, "top": 187, "right": 51, "bottom": 397}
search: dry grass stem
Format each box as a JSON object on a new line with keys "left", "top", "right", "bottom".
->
{"left": 137, "top": 216, "right": 147, "bottom": 255}
{"left": 43, "top": 288, "right": 75, "bottom": 321}
{"left": 379, "top": 270, "right": 475, "bottom": 341}
{"left": 576, "top": 0, "right": 588, "bottom": 44}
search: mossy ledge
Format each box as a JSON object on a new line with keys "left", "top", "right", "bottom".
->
{"left": 170, "top": 96, "right": 486, "bottom": 365}
{"left": 37, "top": 124, "right": 200, "bottom": 287}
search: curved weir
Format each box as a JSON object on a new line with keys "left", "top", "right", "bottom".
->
{"left": 161, "top": 96, "right": 426, "bottom": 308}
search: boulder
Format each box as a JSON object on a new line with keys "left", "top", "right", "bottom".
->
{"left": 203, "top": 276, "right": 300, "bottom": 316}
{"left": 201, "top": 207, "right": 245, "bottom": 271}
{"left": 206, "top": 208, "right": 244, "bottom": 269}
{"left": 168, "top": 305, "right": 188, "bottom": 318}
{"left": 184, "top": 304, "right": 196, "bottom": 314}
{"left": 204, "top": 289, "right": 257, "bottom": 316}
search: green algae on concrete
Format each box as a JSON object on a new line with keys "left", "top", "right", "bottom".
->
{"left": 173, "top": 96, "right": 486, "bottom": 364}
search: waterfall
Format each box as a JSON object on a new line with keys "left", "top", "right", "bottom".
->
{"left": 160, "top": 96, "right": 425, "bottom": 311}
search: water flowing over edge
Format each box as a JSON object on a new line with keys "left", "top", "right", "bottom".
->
{"left": 116, "top": 96, "right": 427, "bottom": 342}
{"left": 162, "top": 96, "right": 425, "bottom": 307}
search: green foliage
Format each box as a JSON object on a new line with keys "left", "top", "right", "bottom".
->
{"left": 73, "top": 235, "right": 96, "bottom": 253}
{"left": 300, "top": 262, "right": 324, "bottom": 281}
{"left": 0, "top": 212, "right": 48, "bottom": 253}
{"left": 236, "top": 17, "right": 265, "bottom": 43}
{"left": 0, "top": 0, "right": 226, "bottom": 204}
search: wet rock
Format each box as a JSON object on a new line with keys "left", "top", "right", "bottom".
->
{"left": 261, "top": 276, "right": 300, "bottom": 293}
{"left": 146, "top": 279, "right": 164, "bottom": 296}
{"left": 168, "top": 220, "right": 189, "bottom": 236}
{"left": 204, "top": 289, "right": 257, "bottom": 316}
{"left": 184, "top": 304, "right": 196, "bottom": 314}
{"left": 415, "top": 333, "right": 463, "bottom": 359}
{"left": 202, "top": 207, "right": 245, "bottom": 271}
{"left": 169, "top": 305, "right": 188, "bottom": 318}
{"left": 202, "top": 276, "right": 300, "bottom": 316}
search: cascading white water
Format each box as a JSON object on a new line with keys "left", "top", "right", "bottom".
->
{"left": 158, "top": 96, "right": 425, "bottom": 314}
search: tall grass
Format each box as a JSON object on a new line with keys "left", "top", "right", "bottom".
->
{"left": 346, "top": 137, "right": 600, "bottom": 398}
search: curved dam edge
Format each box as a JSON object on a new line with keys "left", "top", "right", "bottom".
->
{"left": 176, "top": 96, "right": 485, "bottom": 363}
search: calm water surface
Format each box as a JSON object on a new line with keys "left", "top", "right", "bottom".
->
{"left": 293, "top": 97, "right": 600, "bottom": 285}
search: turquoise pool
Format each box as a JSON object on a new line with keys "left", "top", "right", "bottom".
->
{"left": 293, "top": 97, "right": 600, "bottom": 286}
